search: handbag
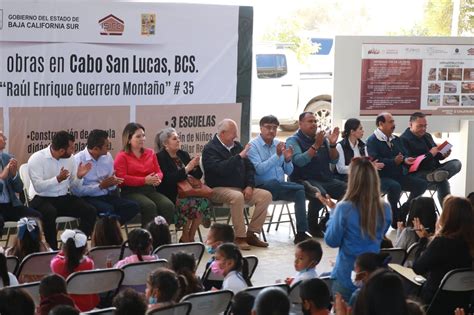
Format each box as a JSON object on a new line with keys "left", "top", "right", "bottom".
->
{"left": 177, "top": 175, "right": 213, "bottom": 199}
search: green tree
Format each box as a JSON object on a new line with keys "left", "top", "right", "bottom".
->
{"left": 404, "top": 0, "right": 474, "bottom": 36}
{"left": 261, "top": 18, "right": 313, "bottom": 63}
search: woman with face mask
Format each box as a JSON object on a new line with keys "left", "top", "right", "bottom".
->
{"left": 348, "top": 252, "right": 390, "bottom": 307}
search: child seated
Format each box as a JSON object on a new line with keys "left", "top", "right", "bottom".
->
{"left": 91, "top": 216, "right": 124, "bottom": 247}
{"left": 37, "top": 274, "right": 78, "bottom": 315}
{"left": 6, "top": 217, "right": 51, "bottom": 283}
{"left": 115, "top": 228, "right": 157, "bottom": 268}
{"left": 145, "top": 216, "right": 171, "bottom": 250}
{"left": 170, "top": 252, "right": 203, "bottom": 300}
{"left": 50, "top": 229, "right": 98, "bottom": 312}
{"left": 348, "top": 252, "right": 390, "bottom": 307}
{"left": 202, "top": 223, "right": 235, "bottom": 290}
{"left": 299, "top": 278, "right": 332, "bottom": 315}
{"left": 395, "top": 197, "right": 437, "bottom": 251}
{"left": 215, "top": 243, "right": 251, "bottom": 294}
{"left": 146, "top": 268, "right": 179, "bottom": 311}
{"left": 286, "top": 239, "right": 323, "bottom": 286}
{"left": 113, "top": 288, "right": 147, "bottom": 315}
{"left": 0, "top": 253, "right": 18, "bottom": 288}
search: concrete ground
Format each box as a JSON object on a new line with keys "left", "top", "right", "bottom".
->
{"left": 194, "top": 204, "right": 398, "bottom": 287}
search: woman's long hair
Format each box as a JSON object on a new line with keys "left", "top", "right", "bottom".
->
{"left": 438, "top": 195, "right": 474, "bottom": 256}
{"left": 343, "top": 157, "right": 384, "bottom": 239}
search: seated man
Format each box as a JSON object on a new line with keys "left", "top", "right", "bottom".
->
{"left": 202, "top": 119, "right": 272, "bottom": 250}
{"left": 248, "top": 115, "right": 310, "bottom": 244}
{"left": 286, "top": 112, "right": 346, "bottom": 238}
{"left": 28, "top": 131, "right": 97, "bottom": 249}
{"left": 71, "top": 129, "right": 140, "bottom": 224}
{"left": 366, "top": 112, "right": 428, "bottom": 226}
{"left": 0, "top": 131, "right": 41, "bottom": 230}
{"left": 400, "top": 112, "right": 461, "bottom": 205}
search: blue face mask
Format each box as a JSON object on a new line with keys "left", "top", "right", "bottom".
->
{"left": 207, "top": 246, "right": 216, "bottom": 255}
{"left": 148, "top": 296, "right": 157, "bottom": 304}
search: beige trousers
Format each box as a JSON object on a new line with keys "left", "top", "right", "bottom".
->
{"left": 211, "top": 187, "right": 272, "bottom": 238}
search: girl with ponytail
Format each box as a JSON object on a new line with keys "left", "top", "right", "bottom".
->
{"left": 115, "top": 228, "right": 157, "bottom": 268}
{"left": 50, "top": 229, "right": 98, "bottom": 312}
{"left": 215, "top": 243, "right": 251, "bottom": 294}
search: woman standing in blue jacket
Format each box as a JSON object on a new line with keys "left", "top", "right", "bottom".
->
{"left": 324, "top": 157, "right": 392, "bottom": 302}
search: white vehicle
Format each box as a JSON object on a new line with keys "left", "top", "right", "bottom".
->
{"left": 251, "top": 39, "right": 334, "bottom": 130}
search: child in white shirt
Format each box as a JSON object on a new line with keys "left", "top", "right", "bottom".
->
{"left": 214, "top": 243, "right": 251, "bottom": 294}
{"left": 286, "top": 239, "right": 323, "bottom": 286}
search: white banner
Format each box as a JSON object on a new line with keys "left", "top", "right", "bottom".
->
{"left": 0, "top": 1, "right": 244, "bottom": 162}
{"left": 0, "top": 1, "right": 239, "bottom": 106}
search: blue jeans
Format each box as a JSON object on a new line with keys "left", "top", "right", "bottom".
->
{"left": 415, "top": 159, "right": 462, "bottom": 206}
{"left": 381, "top": 174, "right": 428, "bottom": 221}
{"left": 84, "top": 194, "right": 140, "bottom": 225}
{"left": 259, "top": 180, "right": 307, "bottom": 233}
{"left": 304, "top": 178, "right": 346, "bottom": 232}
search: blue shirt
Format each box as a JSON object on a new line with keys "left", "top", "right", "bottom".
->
{"left": 325, "top": 200, "right": 392, "bottom": 291}
{"left": 71, "top": 148, "right": 115, "bottom": 197}
{"left": 248, "top": 135, "right": 293, "bottom": 186}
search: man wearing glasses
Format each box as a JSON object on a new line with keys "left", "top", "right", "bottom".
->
{"left": 248, "top": 115, "right": 310, "bottom": 244}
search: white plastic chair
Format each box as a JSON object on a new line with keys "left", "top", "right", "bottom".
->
{"left": 146, "top": 302, "right": 192, "bottom": 315}
{"left": 9, "top": 281, "right": 41, "bottom": 305}
{"left": 181, "top": 289, "right": 233, "bottom": 315}
{"left": 67, "top": 268, "right": 124, "bottom": 296}
{"left": 15, "top": 250, "right": 59, "bottom": 281}
{"left": 152, "top": 242, "right": 205, "bottom": 270}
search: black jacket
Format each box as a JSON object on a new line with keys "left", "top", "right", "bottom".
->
{"left": 201, "top": 135, "right": 255, "bottom": 189}
{"left": 400, "top": 128, "right": 443, "bottom": 171}
{"left": 413, "top": 236, "right": 472, "bottom": 310}
{"left": 156, "top": 149, "right": 203, "bottom": 203}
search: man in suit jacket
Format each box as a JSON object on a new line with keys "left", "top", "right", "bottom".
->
{"left": 0, "top": 131, "right": 41, "bottom": 230}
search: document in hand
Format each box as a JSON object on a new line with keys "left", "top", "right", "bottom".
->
{"left": 408, "top": 155, "right": 426, "bottom": 173}
{"left": 437, "top": 141, "right": 452, "bottom": 155}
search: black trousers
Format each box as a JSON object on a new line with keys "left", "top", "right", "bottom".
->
{"left": 0, "top": 203, "right": 42, "bottom": 230}
{"left": 30, "top": 195, "right": 97, "bottom": 250}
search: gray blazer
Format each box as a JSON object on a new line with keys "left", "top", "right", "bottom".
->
{"left": 0, "top": 152, "right": 24, "bottom": 207}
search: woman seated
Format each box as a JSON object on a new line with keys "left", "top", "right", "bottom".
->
{"left": 156, "top": 128, "right": 211, "bottom": 242}
{"left": 114, "top": 123, "right": 175, "bottom": 226}
{"left": 412, "top": 195, "right": 474, "bottom": 314}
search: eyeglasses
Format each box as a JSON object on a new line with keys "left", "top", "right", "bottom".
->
{"left": 262, "top": 124, "right": 278, "bottom": 131}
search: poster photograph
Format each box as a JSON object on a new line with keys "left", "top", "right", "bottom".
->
{"left": 360, "top": 43, "right": 474, "bottom": 115}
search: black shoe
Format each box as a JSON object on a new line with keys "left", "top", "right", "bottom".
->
{"left": 309, "top": 227, "right": 325, "bottom": 238}
{"left": 294, "top": 232, "right": 311, "bottom": 244}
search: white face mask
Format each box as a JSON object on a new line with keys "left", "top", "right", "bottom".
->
{"left": 351, "top": 270, "right": 364, "bottom": 288}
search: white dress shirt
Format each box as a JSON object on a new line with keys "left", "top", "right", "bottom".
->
{"left": 27, "top": 146, "right": 82, "bottom": 199}
{"left": 335, "top": 142, "right": 362, "bottom": 175}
